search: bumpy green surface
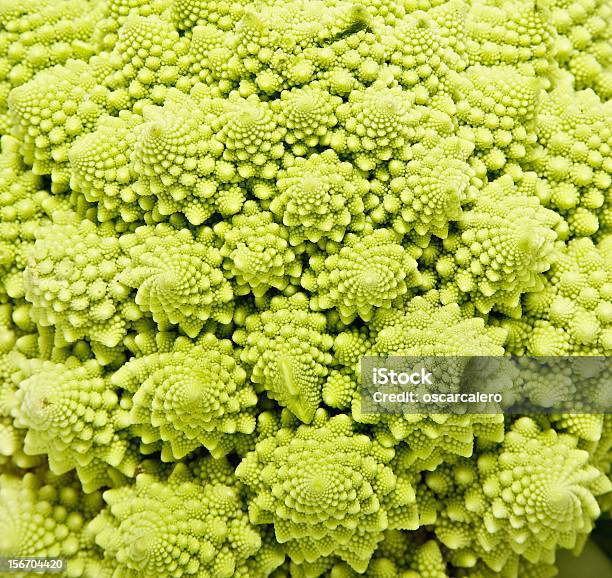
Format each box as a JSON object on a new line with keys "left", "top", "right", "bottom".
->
{"left": 0, "top": 0, "right": 610, "bottom": 577}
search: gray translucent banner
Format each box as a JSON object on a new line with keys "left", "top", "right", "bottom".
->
{"left": 359, "top": 356, "right": 611, "bottom": 414}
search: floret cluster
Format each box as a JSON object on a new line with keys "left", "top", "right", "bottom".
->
{"left": 0, "top": 0, "right": 610, "bottom": 577}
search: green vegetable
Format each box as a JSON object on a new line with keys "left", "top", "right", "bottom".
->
{"left": 0, "top": 0, "right": 610, "bottom": 576}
